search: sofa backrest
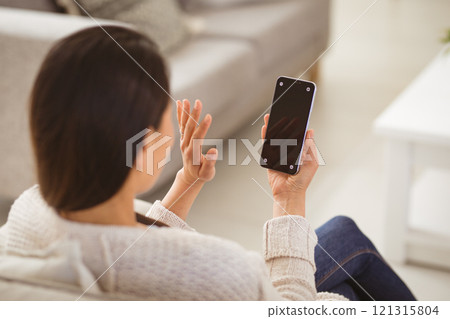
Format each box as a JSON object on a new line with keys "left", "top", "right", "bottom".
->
{"left": 0, "top": 0, "right": 62, "bottom": 12}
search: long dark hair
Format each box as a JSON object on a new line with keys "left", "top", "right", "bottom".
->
{"left": 29, "top": 26, "right": 170, "bottom": 221}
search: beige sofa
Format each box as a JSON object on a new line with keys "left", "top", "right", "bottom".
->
{"left": 0, "top": 0, "right": 330, "bottom": 200}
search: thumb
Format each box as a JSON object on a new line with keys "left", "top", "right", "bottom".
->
{"left": 199, "top": 148, "right": 218, "bottom": 181}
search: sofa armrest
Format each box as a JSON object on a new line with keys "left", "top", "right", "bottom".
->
{"left": 0, "top": 7, "right": 126, "bottom": 41}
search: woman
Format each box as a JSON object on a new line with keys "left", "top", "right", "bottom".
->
{"left": 0, "top": 26, "right": 415, "bottom": 301}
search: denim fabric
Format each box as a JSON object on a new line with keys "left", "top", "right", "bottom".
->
{"left": 314, "top": 216, "right": 416, "bottom": 301}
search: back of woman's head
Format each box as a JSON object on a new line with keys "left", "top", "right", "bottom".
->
{"left": 30, "top": 26, "right": 170, "bottom": 212}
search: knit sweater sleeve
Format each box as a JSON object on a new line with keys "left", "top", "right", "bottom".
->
{"left": 262, "top": 215, "right": 318, "bottom": 300}
{"left": 144, "top": 200, "right": 196, "bottom": 232}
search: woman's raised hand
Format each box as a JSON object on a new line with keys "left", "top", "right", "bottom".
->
{"left": 177, "top": 99, "right": 218, "bottom": 184}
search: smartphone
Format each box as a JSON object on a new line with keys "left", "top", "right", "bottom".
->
{"left": 260, "top": 76, "right": 316, "bottom": 175}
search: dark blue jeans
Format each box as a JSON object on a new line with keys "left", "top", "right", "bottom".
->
{"left": 314, "top": 216, "right": 416, "bottom": 301}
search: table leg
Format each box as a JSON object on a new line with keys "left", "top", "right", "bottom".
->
{"left": 383, "top": 140, "right": 412, "bottom": 263}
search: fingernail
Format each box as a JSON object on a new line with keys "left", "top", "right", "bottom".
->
{"left": 209, "top": 151, "right": 218, "bottom": 160}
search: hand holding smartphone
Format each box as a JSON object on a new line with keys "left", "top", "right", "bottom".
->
{"left": 260, "top": 76, "right": 316, "bottom": 175}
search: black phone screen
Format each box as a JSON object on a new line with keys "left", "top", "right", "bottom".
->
{"left": 260, "top": 76, "right": 316, "bottom": 175}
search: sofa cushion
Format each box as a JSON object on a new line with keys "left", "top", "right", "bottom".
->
{"left": 178, "top": 0, "right": 273, "bottom": 11}
{"left": 168, "top": 37, "right": 258, "bottom": 115}
{"left": 0, "top": 7, "right": 123, "bottom": 41}
{"left": 0, "top": 0, "right": 61, "bottom": 12}
{"left": 56, "top": 0, "right": 189, "bottom": 53}
{"left": 197, "top": 0, "right": 330, "bottom": 72}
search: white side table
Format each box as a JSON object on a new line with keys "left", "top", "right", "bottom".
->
{"left": 374, "top": 45, "right": 450, "bottom": 269}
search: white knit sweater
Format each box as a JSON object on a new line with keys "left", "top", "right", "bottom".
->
{"left": 0, "top": 185, "right": 346, "bottom": 301}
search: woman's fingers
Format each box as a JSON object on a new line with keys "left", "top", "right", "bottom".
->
{"left": 306, "top": 129, "right": 318, "bottom": 161}
{"left": 180, "top": 99, "right": 190, "bottom": 134}
{"left": 261, "top": 114, "right": 269, "bottom": 139}
{"left": 176, "top": 100, "right": 187, "bottom": 137}
{"left": 301, "top": 129, "right": 318, "bottom": 165}
{"left": 190, "top": 114, "right": 212, "bottom": 165}
{"left": 192, "top": 114, "right": 212, "bottom": 142}
{"left": 182, "top": 100, "right": 202, "bottom": 147}
{"left": 189, "top": 114, "right": 212, "bottom": 154}
{"left": 176, "top": 100, "right": 183, "bottom": 129}
{"left": 205, "top": 148, "right": 218, "bottom": 162}
{"left": 199, "top": 148, "right": 218, "bottom": 181}
{"left": 177, "top": 98, "right": 217, "bottom": 182}
{"left": 181, "top": 100, "right": 201, "bottom": 147}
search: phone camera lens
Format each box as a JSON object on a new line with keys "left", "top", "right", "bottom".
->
{"left": 306, "top": 87, "right": 311, "bottom": 92}
{"left": 289, "top": 165, "right": 294, "bottom": 169}
{"left": 279, "top": 82, "right": 284, "bottom": 87}
{"left": 263, "top": 158, "right": 268, "bottom": 163}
